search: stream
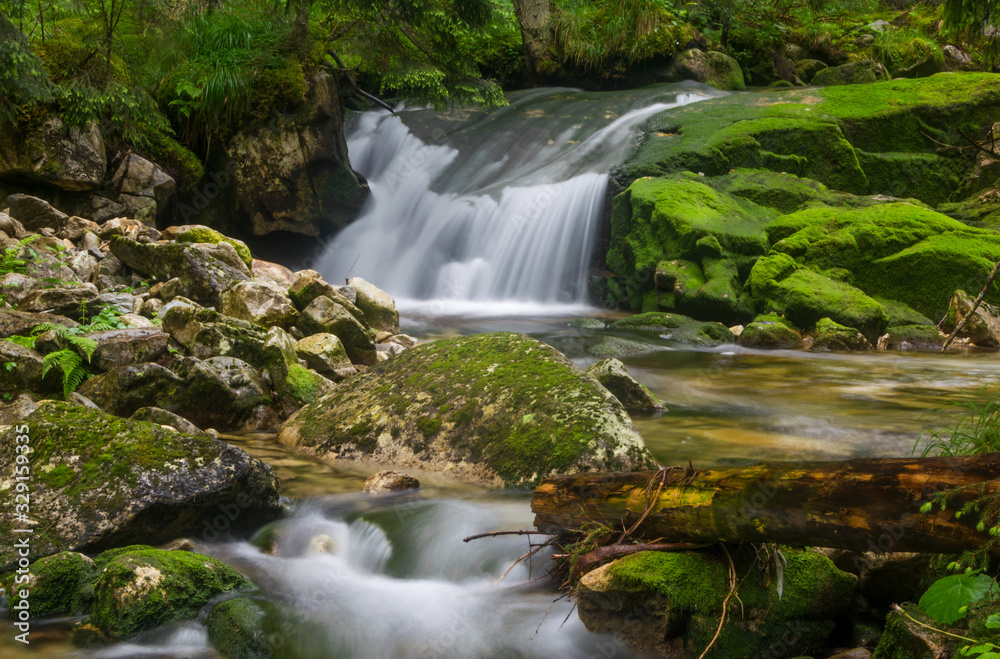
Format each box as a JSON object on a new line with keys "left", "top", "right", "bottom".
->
{"left": 3, "top": 83, "right": 999, "bottom": 658}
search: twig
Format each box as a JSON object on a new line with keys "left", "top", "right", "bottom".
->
{"left": 327, "top": 50, "right": 395, "bottom": 114}
{"left": 956, "top": 126, "right": 1000, "bottom": 161}
{"left": 698, "top": 545, "right": 737, "bottom": 659}
{"left": 463, "top": 530, "right": 551, "bottom": 543}
{"left": 941, "top": 260, "right": 1000, "bottom": 351}
{"left": 342, "top": 252, "right": 361, "bottom": 285}
{"left": 496, "top": 539, "right": 553, "bottom": 585}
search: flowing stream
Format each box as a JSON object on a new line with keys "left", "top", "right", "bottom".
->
{"left": 5, "top": 84, "right": 1000, "bottom": 658}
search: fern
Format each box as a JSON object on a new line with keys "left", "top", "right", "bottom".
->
{"left": 41, "top": 349, "right": 88, "bottom": 398}
{"left": 4, "top": 335, "right": 37, "bottom": 349}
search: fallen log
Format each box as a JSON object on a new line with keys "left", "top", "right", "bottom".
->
{"left": 532, "top": 454, "right": 1000, "bottom": 555}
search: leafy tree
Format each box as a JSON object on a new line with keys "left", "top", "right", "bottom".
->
{"left": 944, "top": 0, "right": 1000, "bottom": 53}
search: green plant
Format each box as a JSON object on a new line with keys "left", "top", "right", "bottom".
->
{"left": 42, "top": 348, "right": 89, "bottom": 398}
{"left": 916, "top": 388, "right": 1000, "bottom": 458}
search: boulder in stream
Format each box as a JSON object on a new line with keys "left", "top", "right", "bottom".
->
{"left": 278, "top": 332, "right": 656, "bottom": 487}
{"left": 0, "top": 402, "right": 281, "bottom": 571}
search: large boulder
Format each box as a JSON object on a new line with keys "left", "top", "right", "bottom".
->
{"left": 224, "top": 71, "right": 369, "bottom": 237}
{"left": 172, "top": 224, "right": 253, "bottom": 269}
{"left": 85, "top": 328, "right": 170, "bottom": 370}
{"left": 220, "top": 281, "right": 298, "bottom": 329}
{"left": 0, "top": 402, "right": 281, "bottom": 571}
{"left": 0, "top": 117, "right": 106, "bottom": 191}
{"left": 3, "top": 193, "right": 69, "bottom": 233}
{"left": 278, "top": 332, "right": 656, "bottom": 487}
{"left": 109, "top": 236, "right": 251, "bottom": 307}
{"left": 577, "top": 548, "right": 856, "bottom": 658}
{"left": 261, "top": 326, "right": 335, "bottom": 415}
{"left": 161, "top": 305, "right": 269, "bottom": 369}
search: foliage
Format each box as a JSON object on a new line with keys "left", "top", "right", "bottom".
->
{"left": 915, "top": 388, "right": 1000, "bottom": 658}
{"left": 0, "top": 29, "right": 54, "bottom": 125}
{"left": 322, "top": 0, "right": 508, "bottom": 109}
{"left": 918, "top": 569, "right": 996, "bottom": 625}
{"left": 943, "top": 0, "right": 1000, "bottom": 54}
{"left": 555, "top": 0, "right": 690, "bottom": 76}
{"left": 873, "top": 25, "right": 943, "bottom": 71}
{"left": 42, "top": 348, "right": 89, "bottom": 398}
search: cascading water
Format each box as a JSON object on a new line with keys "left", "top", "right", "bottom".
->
{"left": 315, "top": 83, "right": 725, "bottom": 317}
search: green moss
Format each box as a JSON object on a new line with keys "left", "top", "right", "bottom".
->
{"left": 205, "top": 597, "right": 269, "bottom": 659}
{"left": 175, "top": 227, "right": 253, "bottom": 269}
{"left": 285, "top": 363, "right": 322, "bottom": 405}
{"left": 3, "top": 551, "right": 97, "bottom": 616}
{"left": 90, "top": 547, "right": 253, "bottom": 640}
{"left": 38, "top": 463, "right": 74, "bottom": 489}
{"left": 617, "top": 74, "right": 1000, "bottom": 202}
{"left": 416, "top": 415, "right": 442, "bottom": 437}
{"left": 737, "top": 317, "right": 801, "bottom": 349}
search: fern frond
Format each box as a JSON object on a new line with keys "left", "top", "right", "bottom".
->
{"left": 41, "top": 349, "right": 89, "bottom": 398}
{"left": 31, "top": 323, "right": 69, "bottom": 337}
{"left": 4, "top": 335, "right": 36, "bottom": 349}
{"left": 65, "top": 335, "right": 98, "bottom": 362}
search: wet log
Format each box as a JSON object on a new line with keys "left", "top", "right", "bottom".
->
{"left": 531, "top": 454, "right": 1000, "bottom": 554}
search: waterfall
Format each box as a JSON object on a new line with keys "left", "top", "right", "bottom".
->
{"left": 315, "top": 83, "right": 722, "bottom": 317}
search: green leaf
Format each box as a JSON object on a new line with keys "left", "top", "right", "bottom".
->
{"left": 919, "top": 572, "right": 996, "bottom": 625}
{"left": 987, "top": 612, "right": 1000, "bottom": 629}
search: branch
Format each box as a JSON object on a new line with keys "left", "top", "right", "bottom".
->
{"left": 956, "top": 126, "right": 1000, "bottom": 160}
{"left": 463, "top": 529, "right": 552, "bottom": 543}
{"left": 941, "top": 260, "right": 1000, "bottom": 351}
{"left": 326, "top": 50, "right": 395, "bottom": 114}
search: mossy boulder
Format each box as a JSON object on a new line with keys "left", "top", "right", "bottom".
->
{"left": 206, "top": 597, "right": 270, "bottom": 659}
{"left": 162, "top": 305, "right": 269, "bottom": 369}
{"left": 348, "top": 277, "right": 399, "bottom": 334}
{"left": 219, "top": 281, "right": 299, "bottom": 329}
{"left": 737, "top": 314, "right": 802, "bottom": 349}
{"left": 577, "top": 548, "right": 856, "bottom": 658}
{"left": 673, "top": 48, "right": 746, "bottom": 91}
{"left": 587, "top": 336, "right": 667, "bottom": 357}
{"left": 110, "top": 236, "right": 252, "bottom": 307}
{"left": 175, "top": 225, "right": 253, "bottom": 269}
{"left": 616, "top": 74, "right": 1000, "bottom": 203}
{"left": 810, "top": 317, "right": 873, "bottom": 351}
{"left": 296, "top": 295, "right": 377, "bottom": 365}
{"left": 262, "top": 326, "right": 334, "bottom": 415}
{"left": 90, "top": 547, "right": 253, "bottom": 640}
{"left": 765, "top": 202, "right": 1000, "bottom": 322}
{"left": 79, "top": 357, "right": 280, "bottom": 431}
{"left": 2, "top": 551, "right": 97, "bottom": 616}
{"left": 585, "top": 358, "right": 663, "bottom": 415}
{"left": 278, "top": 332, "right": 656, "bottom": 488}
{"left": 0, "top": 402, "right": 281, "bottom": 571}
{"left": 873, "top": 603, "right": 955, "bottom": 659}
{"left": 607, "top": 175, "right": 770, "bottom": 322}
{"left": 748, "top": 253, "right": 887, "bottom": 342}
{"left": 812, "top": 59, "right": 890, "bottom": 86}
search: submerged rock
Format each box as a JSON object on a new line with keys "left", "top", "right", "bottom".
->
{"left": 0, "top": 402, "right": 281, "bottom": 571}
{"left": 812, "top": 59, "right": 890, "bottom": 86}
{"left": 363, "top": 470, "right": 421, "bottom": 493}
{"left": 585, "top": 358, "right": 663, "bottom": 414}
{"left": 609, "top": 312, "right": 735, "bottom": 345}
{"left": 90, "top": 546, "right": 253, "bottom": 640}
{"left": 278, "top": 332, "right": 656, "bottom": 487}
{"left": 2, "top": 551, "right": 97, "bottom": 616}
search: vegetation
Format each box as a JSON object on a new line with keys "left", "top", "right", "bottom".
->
{"left": 914, "top": 391, "right": 1000, "bottom": 657}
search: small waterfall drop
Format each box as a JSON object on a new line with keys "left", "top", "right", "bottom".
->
{"left": 315, "top": 83, "right": 722, "bottom": 317}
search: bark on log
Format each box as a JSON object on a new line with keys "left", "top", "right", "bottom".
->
{"left": 532, "top": 454, "right": 1000, "bottom": 554}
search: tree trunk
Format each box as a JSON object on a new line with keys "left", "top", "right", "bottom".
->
{"left": 511, "top": 0, "right": 556, "bottom": 85}
{"left": 532, "top": 454, "right": 1000, "bottom": 555}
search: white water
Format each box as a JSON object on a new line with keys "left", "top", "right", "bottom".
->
{"left": 316, "top": 85, "right": 719, "bottom": 317}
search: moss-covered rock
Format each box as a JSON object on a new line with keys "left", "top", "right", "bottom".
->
{"left": 90, "top": 547, "right": 253, "bottom": 640}
{"left": 577, "top": 548, "right": 856, "bottom": 658}
{"left": 296, "top": 295, "right": 377, "bottom": 365}
{"left": 585, "top": 358, "right": 663, "bottom": 414}
{"left": 873, "top": 603, "right": 955, "bottom": 659}
{"left": 161, "top": 305, "right": 269, "bottom": 369}
{"left": 348, "top": 277, "right": 399, "bottom": 334}
{"left": 748, "top": 253, "right": 887, "bottom": 342}
{"left": 586, "top": 336, "right": 666, "bottom": 357}
{"left": 2, "top": 551, "right": 97, "bottom": 616}
{"left": 810, "top": 317, "right": 873, "bottom": 351}
{"left": 673, "top": 48, "right": 746, "bottom": 91}
{"left": 262, "top": 326, "right": 334, "bottom": 415}
{"left": 737, "top": 313, "right": 802, "bottom": 349}
{"left": 175, "top": 225, "right": 253, "bottom": 269}
{"left": 110, "top": 236, "right": 251, "bottom": 307}
{"left": 0, "top": 402, "right": 281, "bottom": 571}
{"left": 812, "top": 59, "right": 889, "bottom": 86}
{"left": 205, "top": 597, "right": 270, "bottom": 659}
{"left": 616, "top": 74, "right": 1000, "bottom": 203}
{"left": 219, "top": 281, "right": 298, "bottom": 329}
{"left": 278, "top": 332, "right": 656, "bottom": 487}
